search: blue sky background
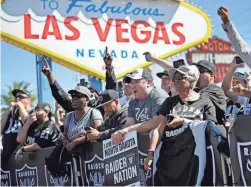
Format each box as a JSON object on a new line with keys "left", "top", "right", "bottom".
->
{"left": 1, "top": 0, "right": 251, "bottom": 107}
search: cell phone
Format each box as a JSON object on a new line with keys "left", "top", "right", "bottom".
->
{"left": 235, "top": 56, "right": 244, "bottom": 64}
{"left": 80, "top": 78, "right": 87, "bottom": 87}
{"left": 173, "top": 59, "right": 185, "bottom": 69}
{"left": 166, "top": 115, "right": 175, "bottom": 122}
{"left": 143, "top": 52, "right": 151, "bottom": 62}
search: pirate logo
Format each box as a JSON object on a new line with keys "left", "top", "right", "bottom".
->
{"left": 15, "top": 164, "right": 38, "bottom": 186}
{"left": 84, "top": 155, "right": 104, "bottom": 187}
{"left": 126, "top": 153, "right": 135, "bottom": 166}
{"left": 237, "top": 141, "right": 251, "bottom": 186}
{"left": 138, "top": 151, "right": 152, "bottom": 186}
{"left": 1, "top": 168, "right": 11, "bottom": 186}
{"left": 44, "top": 162, "right": 73, "bottom": 186}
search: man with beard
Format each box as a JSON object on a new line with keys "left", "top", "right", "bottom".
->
{"left": 15, "top": 102, "right": 62, "bottom": 160}
{"left": 87, "top": 89, "right": 128, "bottom": 141}
{"left": 1, "top": 88, "right": 31, "bottom": 169}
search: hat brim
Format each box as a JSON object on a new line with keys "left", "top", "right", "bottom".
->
{"left": 127, "top": 75, "right": 144, "bottom": 80}
{"left": 195, "top": 64, "right": 214, "bottom": 74}
{"left": 12, "top": 89, "right": 30, "bottom": 97}
{"left": 96, "top": 99, "right": 116, "bottom": 108}
{"left": 68, "top": 90, "right": 90, "bottom": 99}
{"left": 156, "top": 72, "right": 170, "bottom": 78}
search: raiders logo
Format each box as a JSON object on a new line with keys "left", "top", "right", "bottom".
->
{"left": 44, "top": 162, "right": 73, "bottom": 186}
{"left": 84, "top": 155, "right": 104, "bottom": 187}
{"left": 15, "top": 164, "right": 38, "bottom": 186}
{"left": 138, "top": 151, "right": 152, "bottom": 186}
{"left": 1, "top": 168, "right": 11, "bottom": 186}
{"left": 237, "top": 141, "right": 251, "bottom": 186}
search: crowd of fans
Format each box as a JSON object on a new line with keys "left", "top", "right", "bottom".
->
{"left": 1, "top": 6, "right": 251, "bottom": 186}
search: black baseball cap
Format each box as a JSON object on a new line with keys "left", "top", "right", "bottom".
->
{"left": 156, "top": 70, "right": 170, "bottom": 79}
{"left": 195, "top": 60, "right": 215, "bottom": 74}
{"left": 12, "top": 88, "right": 31, "bottom": 98}
{"left": 123, "top": 73, "right": 132, "bottom": 84}
{"left": 127, "top": 68, "right": 153, "bottom": 81}
{"left": 97, "top": 89, "right": 119, "bottom": 107}
{"left": 35, "top": 102, "right": 52, "bottom": 112}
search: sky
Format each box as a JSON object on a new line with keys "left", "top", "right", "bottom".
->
{"left": 1, "top": 0, "right": 251, "bottom": 108}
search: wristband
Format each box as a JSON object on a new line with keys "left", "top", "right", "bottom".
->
{"left": 21, "top": 146, "right": 25, "bottom": 152}
{"left": 147, "top": 150, "right": 154, "bottom": 155}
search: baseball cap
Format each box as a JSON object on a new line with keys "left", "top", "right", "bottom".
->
{"left": 123, "top": 73, "right": 132, "bottom": 84}
{"left": 97, "top": 89, "right": 119, "bottom": 107}
{"left": 35, "top": 102, "right": 52, "bottom": 112}
{"left": 169, "top": 65, "right": 200, "bottom": 81}
{"left": 156, "top": 70, "right": 170, "bottom": 79}
{"left": 128, "top": 69, "right": 153, "bottom": 81}
{"left": 12, "top": 88, "right": 31, "bottom": 98}
{"left": 234, "top": 72, "right": 246, "bottom": 83}
{"left": 68, "top": 85, "right": 92, "bottom": 100}
{"left": 196, "top": 60, "right": 215, "bottom": 74}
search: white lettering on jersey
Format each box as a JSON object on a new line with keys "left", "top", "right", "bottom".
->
{"left": 165, "top": 125, "right": 188, "bottom": 138}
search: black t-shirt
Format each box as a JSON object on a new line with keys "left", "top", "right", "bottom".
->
{"left": 2, "top": 112, "right": 23, "bottom": 160}
{"left": 198, "top": 84, "right": 226, "bottom": 124}
{"left": 158, "top": 95, "right": 216, "bottom": 141}
{"left": 158, "top": 95, "right": 216, "bottom": 124}
{"left": 156, "top": 95, "right": 216, "bottom": 181}
{"left": 26, "top": 120, "right": 62, "bottom": 148}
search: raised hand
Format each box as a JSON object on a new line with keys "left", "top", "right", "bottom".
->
{"left": 41, "top": 58, "right": 52, "bottom": 77}
{"left": 218, "top": 6, "right": 230, "bottom": 24}
{"left": 103, "top": 46, "right": 113, "bottom": 67}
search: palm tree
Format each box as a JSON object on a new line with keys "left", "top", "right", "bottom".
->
{"left": 1, "top": 81, "right": 37, "bottom": 114}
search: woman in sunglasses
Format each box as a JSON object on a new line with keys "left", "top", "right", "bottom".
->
{"left": 45, "top": 85, "right": 103, "bottom": 178}
{"left": 144, "top": 65, "right": 216, "bottom": 186}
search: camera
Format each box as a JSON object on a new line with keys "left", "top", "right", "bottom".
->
{"left": 235, "top": 56, "right": 244, "bottom": 64}
{"left": 173, "top": 59, "right": 186, "bottom": 69}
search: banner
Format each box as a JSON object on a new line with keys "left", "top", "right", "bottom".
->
{"left": 103, "top": 131, "right": 140, "bottom": 186}
{"left": 1, "top": 147, "right": 73, "bottom": 186}
{"left": 78, "top": 133, "right": 152, "bottom": 186}
{"left": 229, "top": 115, "right": 251, "bottom": 186}
{"left": 1, "top": 0, "right": 212, "bottom": 80}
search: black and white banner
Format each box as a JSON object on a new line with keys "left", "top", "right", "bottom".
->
{"left": 15, "top": 164, "right": 38, "bottom": 186}
{"left": 1, "top": 168, "right": 11, "bottom": 186}
{"left": 103, "top": 131, "right": 140, "bottom": 186}
{"left": 44, "top": 162, "right": 73, "bottom": 186}
{"left": 237, "top": 141, "right": 251, "bottom": 186}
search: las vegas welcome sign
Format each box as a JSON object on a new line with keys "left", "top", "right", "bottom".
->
{"left": 1, "top": 0, "right": 212, "bottom": 80}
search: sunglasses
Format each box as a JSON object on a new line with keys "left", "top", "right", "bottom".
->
{"left": 70, "top": 92, "right": 87, "bottom": 99}
{"left": 15, "top": 95, "right": 28, "bottom": 99}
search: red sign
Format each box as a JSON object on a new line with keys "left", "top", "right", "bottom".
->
{"left": 187, "top": 36, "right": 236, "bottom": 82}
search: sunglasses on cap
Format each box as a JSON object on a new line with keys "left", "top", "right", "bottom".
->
{"left": 15, "top": 95, "right": 29, "bottom": 99}
{"left": 172, "top": 74, "right": 187, "bottom": 81}
{"left": 70, "top": 92, "right": 87, "bottom": 99}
